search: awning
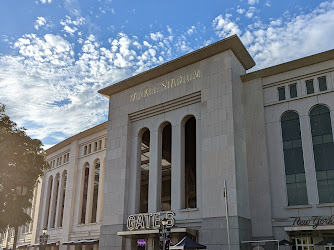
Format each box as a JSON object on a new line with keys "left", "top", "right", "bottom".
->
{"left": 25, "top": 242, "right": 59, "bottom": 248}
{"left": 316, "top": 238, "right": 334, "bottom": 246}
{"left": 279, "top": 239, "right": 294, "bottom": 246}
{"left": 170, "top": 236, "right": 206, "bottom": 249}
{"left": 16, "top": 244, "right": 30, "bottom": 248}
{"left": 62, "top": 239, "right": 99, "bottom": 245}
{"left": 285, "top": 225, "right": 334, "bottom": 231}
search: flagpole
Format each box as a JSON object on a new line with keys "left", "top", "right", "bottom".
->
{"left": 224, "top": 180, "right": 232, "bottom": 250}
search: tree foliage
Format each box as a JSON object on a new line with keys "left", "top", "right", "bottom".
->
{"left": 0, "top": 104, "right": 49, "bottom": 233}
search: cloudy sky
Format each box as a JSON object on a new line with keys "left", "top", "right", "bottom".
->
{"left": 0, "top": 0, "right": 334, "bottom": 148}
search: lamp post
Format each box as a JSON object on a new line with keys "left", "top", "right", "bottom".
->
{"left": 40, "top": 228, "right": 48, "bottom": 250}
{"left": 160, "top": 218, "right": 168, "bottom": 250}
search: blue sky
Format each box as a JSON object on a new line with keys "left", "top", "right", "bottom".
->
{"left": 0, "top": 0, "right": 333, "bottom": 148}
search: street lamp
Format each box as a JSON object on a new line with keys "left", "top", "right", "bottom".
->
{"left": 40, "top": 228, "right": 48, "bottom": 250}
{"left": 160, "top": 218, "right": 168, "bottom": 250}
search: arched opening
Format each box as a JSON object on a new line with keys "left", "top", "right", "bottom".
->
{"left": 140, "top": 129, "right": 150, "bottom": 213}
{"left": 161, "top": 123, "right": 172, "bottom": 211}
{"left": 184, "top": 116, "right": 197, "bottom": 208}
{"left": 81, "top": 163, "right": 90, "bottom": 224}
{"left": 91, "top": 160, "right": 100, "bottom": 223}
{"left": 281, "top": 111, "right": 307, "bottom": 205}
{"left": 310, "top": 105, "right": 334, "bottom": 203}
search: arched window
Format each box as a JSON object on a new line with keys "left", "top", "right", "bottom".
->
{"left": 184, "top": 116, "right": 197, "bottom": 208}
{"left": 281, "top": 111, "right": 308, "bottom": 205}
{"left": 45, "top": 176, "right": 53, "bottom": 228}
{"left": 81, "top": 163, "right": 90, "bottom": 224}
{"left": 51, "top": 173, "right": 60, "bottom": 228}
{"left": 140, "top": 129, "right": 150, "bottom": 213}
{"left": 91, "top": 160, "right": 100, "bottom": 223}
{"left": 161, "top": 123, "right": 172, "bottom": 211}
{"left": 310, "top": 105, "right": 334, "bottom": 203}
{"left": 59, "top": 170, "right": 67, "bottom": 227}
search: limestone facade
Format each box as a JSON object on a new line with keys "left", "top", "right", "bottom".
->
{"left": 1, "top": 35, "right": 334, "bottom": 250}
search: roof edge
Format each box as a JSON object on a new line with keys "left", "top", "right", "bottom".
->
{"left": 99, "top": 35, "right": 255, "bottom": 97}
{"left": 241, "top": 49, "right": 334, "bottom": 82}
{"left": 45, "top": 122, "right": 108, "bottom": 156}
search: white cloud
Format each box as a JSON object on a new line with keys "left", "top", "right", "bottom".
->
{"left": 150, "top": 32, "right": 164, "bottom": 41}
{"left": 0, "top": 30, "right": 191, "bottom": 145}
{"left": 248, "top": 0, "right": 259, "bottom": 5}
{"left": 237, "top": 8, "right": 245, "bottom": 14}
{"left": 63, "top": 25, "right": 78, "bottom": 35}
{"left": 187, "top": 26, "right": 196, "bottom": 35}
{"left": 60, "top": 16, "right": 85, "bottom": 35}
{"left": 243, "top": 0, "right": 334, "bottom": 70}
{"left": 40, "top": 0, "right": 52, "bottom": 3}
{"left": 34, "top": 17, "right": 46, "bottom": 30}
{"left": 245, "top": 7, "right": 256, "bottom": 18}
{"left": 212, "top": 14, "right": 242, "bottom": 38}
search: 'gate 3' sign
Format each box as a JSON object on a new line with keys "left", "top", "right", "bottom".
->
{"left": 127, "top": 211, "right": 175, "bottom": 231}
{"left": 292, "top": 216, "right": 334, "bottom": 229}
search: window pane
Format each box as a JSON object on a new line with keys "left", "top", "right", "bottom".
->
{"left": 319, "top": 113, "right": 332, "bottom": 134}
{"left": 306, "top": 80, "right": 314, "bottom": 94}
{"left": 328, "top": 179, "right": 334, "bottom": 202}
{"left": 290, "top": 84, "right": 297, "bottom": 98}
{"left": 297, "top": 181, "right": 308, "bottom": 205}
{"left": 327, "top": 170, "right": 334, "bottom": 179}
{"left": 318, "top": 76, "right": 327, "bottom": 91}
{"left": 317, "top": 170, "right": 327, "bottom": 180}
{"left": 324, "top": 143, "right": 334, "bottom": 170}
{"left": 314, "top": 144, "right": 326, "bottom": 171}
{"left": 278, "top": 87, "right": 286, "bottom": 101}
{"left": 283, "top": 141, "right": 292, "bottom": 149}
{"left": 284, "top": 149, "right": 295, "bottom": 174}
{"left": 312, "top": 135, "right": 322, "bottom": 145}
{"left": 323, "top": 134, "right": 333, "bottom": 144}
{"left": 294, "top": 147, "right": 305, "bottom": 173}
{"left": 290, "top": 119, "right": 301, "bottom": 140}
{"left": 281, "top": 120, "right": 291, "bottom": 141}
{"left": 318, "top": 180, "right": 330, "bottom": 203}
{"left": 286, "top": 174, "right": 296, "bottom": 184}
{"left": 293, "top": 139, "right": 302, "bottom": 148}
{"left": 287, "top": 183, "right": 298, "bottom": 205}
{"left": 296, "top": 173, "right": 306, "bottom": 182}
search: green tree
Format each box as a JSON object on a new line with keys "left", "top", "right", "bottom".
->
{"left": 0, "top": 104, "right": 49, "bottom": 249}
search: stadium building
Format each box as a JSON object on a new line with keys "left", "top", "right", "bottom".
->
{"left": 1, "top": 35, "right": 334, "bottom": 250}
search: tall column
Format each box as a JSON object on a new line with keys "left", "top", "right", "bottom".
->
{"left": 128, "top": 135, "right": 140, "bottom": 215}
{"left": 148, "top": 130, "right": 161, "bottom": 212}
{"left": 97, "top": 159, "right": 105, "bottom": 222}
{"left": 195, "top": 118, "right": 202, "bottom": 209}
{"left": 48, "top": 176, "right": 56, "bottom": 229}
{"left": 299, "top": 114, "right": 318, "bottom": 204}
{"left": 171, "top": 124, "right": 183, "bottom": 211}
{"left": 85, "top": 163, "right": 94, "bottom": 223}
{"left": 55, "top": 174, "right": 63, "bottom": 228}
